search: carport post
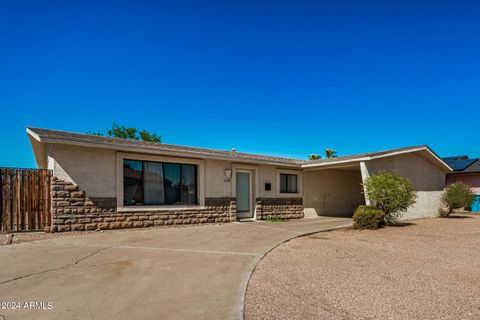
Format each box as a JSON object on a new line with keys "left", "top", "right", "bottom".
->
{"left": 360, "top": 161, "right": 371, "bottom": 206}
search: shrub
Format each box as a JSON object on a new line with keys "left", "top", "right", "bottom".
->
{"left": 441, "top": 182, "right": 474, "bottom": 216}
{"left": 363, "top": 172, "right": 417, "bottom": 224}
{"left": 353, "top": 205, "right": 385, "bottom": 229}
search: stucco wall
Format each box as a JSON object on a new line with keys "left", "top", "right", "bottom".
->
{"left": 303, "top": 169, "right": 364, "bottom": 217}
{"left": 50, "top": 144, "right": 117, "bottom": 198}
{"left": 364, "top": 153, "right": 447, "bottom": 220}
{"left": 402, "top": 191, "right": 443, "bottom": 220}
{"left": 204, "top": 159, "right": 232, "bottom": 198}
{"left": 258, "top": 165, "right": 278, "bottom": 198}
{"left": 365, "top": 153, "right": 446, "bottom": 191}
{"left": 48, "top": 144, "right": 301, "bottom": 204}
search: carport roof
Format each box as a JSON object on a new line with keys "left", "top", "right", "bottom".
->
{"left": 27, "top": 127, "right": 452, "bottom": 171}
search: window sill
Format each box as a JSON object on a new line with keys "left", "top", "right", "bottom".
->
{"left": 118, "top": 205, "right": 205, "bottom": 212}
{"left": 276, "top": 192, "right": 303, "bottom": 197}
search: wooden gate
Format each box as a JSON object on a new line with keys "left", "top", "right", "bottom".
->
{"left": 0, "top": 168, "right": 52, "bottom": 232}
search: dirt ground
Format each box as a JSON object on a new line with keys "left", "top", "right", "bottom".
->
{"left": 245, "top": 214, "right": 480, "bottom": 320}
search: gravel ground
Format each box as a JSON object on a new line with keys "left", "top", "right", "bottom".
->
{"left": 245, "top": 214, "right": 480, "bottom": 320}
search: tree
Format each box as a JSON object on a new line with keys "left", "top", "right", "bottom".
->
{"left": 363, "top": 172, "right": 417, "bottom": 224}
{"left": 325, "top": 148, "right": 337, "bottom": 158}
{"left": 308, "top": 154, "right": 322, "bottom": 160}
{"left": 87, "top": 122, "right": 162, "bottom": 143}
{"left": 440, "top": 182, "right": 474, "bottom": 216}
{"left": 139, "top": 130, "right": 162, "bottom": 143}
{"left": 107, "top": 123, "right": 138, "bottom": 140}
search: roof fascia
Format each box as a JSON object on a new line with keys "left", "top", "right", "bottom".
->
{"left": 37, "top": 137, "right": 303, "bottom": 168}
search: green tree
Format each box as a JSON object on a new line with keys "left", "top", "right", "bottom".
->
{"left": 363, "top": 172, "right": 417, "bottom": 224}
{"left": 325, "top": 148, "right": 337, "bottom": 158}
{"left": 441, "top": 182, "right": 474, "bottom": 216}
{"left": 107, "top": 123, "right": 139, "bottom": 140}
{"left": 87, "top": 122, "right": 162, "bottom": 143}
{"left": 139, "top": 130, "right": 162, "bottom": 143}
{"left": 85, "top": 130, "right": 104, "bottom": 136}
{"left": 308, "top": 154, "right": 322, "bottom": 160}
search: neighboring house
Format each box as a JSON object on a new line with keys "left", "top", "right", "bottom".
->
{"left": 27, "top": 128, "right": 452, "bottom": 232}
{"left": 442, "top": 155, "right": 480, "bottom": 212}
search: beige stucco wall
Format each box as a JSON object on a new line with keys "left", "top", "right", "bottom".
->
{"left": 204, "top": 159, "right": 232, "bottom": 198}
{"left": 364, "top": 152, "right": 447, "bottom": 220}
{"left": 258, "top": 165, "right": 277, "bottom": 198}
{"left": 48, "top": 144, "right": 299, "bottom": 202}
{"left": 403, "top": 191, "right": 443, "bottom": 220}
{"left": 49, "top": 144, "right": 117, "bottom": 198}
{"left": 303, "top": 169, "right": 364, "bottom": 217}
{"left": 365, "top": 153, "right": 446, "bottom": 191}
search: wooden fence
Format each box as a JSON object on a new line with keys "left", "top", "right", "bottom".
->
{"left": 0, "top": 168, "right": 52, "bottom": 232}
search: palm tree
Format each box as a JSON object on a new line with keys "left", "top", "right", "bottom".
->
{"left": 308, "top": 154, "right": 322, "bottom": 160}
{"left": 325, "top": 148, "right": 337, "bottom": 158}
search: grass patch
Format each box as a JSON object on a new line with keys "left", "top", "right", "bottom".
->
{"left": 265, "top": 218, "right": 289, "bottom": 223}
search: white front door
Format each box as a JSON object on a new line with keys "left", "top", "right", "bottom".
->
{"left": 236, "top": 171, "right": 253, "bottom": 219}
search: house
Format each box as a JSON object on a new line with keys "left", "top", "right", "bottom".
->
{"left": 27, "top": 127, "right": 452, "bottom": 232}
{"left": 442, "top": 155, "right": 480, "bottom": 212}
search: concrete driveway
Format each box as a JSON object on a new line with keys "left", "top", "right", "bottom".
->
{"left": 0, "top": 216, "right": 352, "bottom": 320}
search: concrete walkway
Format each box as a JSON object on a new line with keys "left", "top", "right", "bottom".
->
{"left": 0, "top": 216, "right": 352, "bottom": 320}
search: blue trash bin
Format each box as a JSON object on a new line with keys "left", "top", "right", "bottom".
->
{"left": 471, "top": 195, "right": 480, "bottom": 213}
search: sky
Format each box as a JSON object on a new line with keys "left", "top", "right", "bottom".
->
{"left": 1, "top": 0, "right": 479, "bottom": 168}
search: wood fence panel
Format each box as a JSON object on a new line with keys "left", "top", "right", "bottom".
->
{"left": 0, "top": 168, "right": 52, "bottom": 232}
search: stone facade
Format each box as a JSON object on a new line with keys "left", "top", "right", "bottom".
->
{"left": 50, "top": 178, "right": 236, "bottom": 232}
{"left": 255, "top": 198, "right": 304, "bottom": 220}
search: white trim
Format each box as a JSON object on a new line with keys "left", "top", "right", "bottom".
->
{"left": 35, "top": 137, "right": 303, "bottom": 168}
{"left": 302, "top": 157, "right": 370, "bottom": 168}
{"left": 231, "top": 164, "right": 259, "bottom": 220}
{"left": 29, "top": 128, "right": 452, "bottom": 172}
{"left": 276, "top": 169, "right": 303, "bottom": 197}
{"left": 26, "top": 128, "right": 42, "bottom": 142}
{"left": 235, "top": 170, "right": 254, "bottom": 219}
{"left": 302, "top": 147, "right": 452, "bottom": 172}
{"left": 116, "top": 152, "right": 205, "bottom": 211}
{"left": 118, "top": 205, "right": 205, "bottom": 212}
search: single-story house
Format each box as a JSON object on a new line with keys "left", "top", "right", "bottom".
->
{"left": 442, "top": 155, "right": 480, "bottom": 212}
{"left": 27, "top": 127, "right": 452, "bottom": 232}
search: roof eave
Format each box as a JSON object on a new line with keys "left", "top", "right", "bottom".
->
{"left": 36, "top": 136, "right": 303, "bottom": 168}
{"left": 301, "top": 146, "right": 453, "bottom": 172}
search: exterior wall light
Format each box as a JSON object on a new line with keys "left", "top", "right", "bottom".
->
{"left": 224, "top": 169, "right": 232, "bottom": 182}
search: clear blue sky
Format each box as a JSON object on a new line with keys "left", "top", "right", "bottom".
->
{"left": 1, "top": 1, "right": 479, "bottom": 168}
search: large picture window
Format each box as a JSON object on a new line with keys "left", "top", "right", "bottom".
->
{"left": 280, "top": 173, "right": 298, "bottom": 193}
{"left": 123, "top": 159, "right": 198, "bottom": 206}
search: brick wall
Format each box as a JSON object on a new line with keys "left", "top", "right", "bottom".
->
{"left": 255, "top": 198, "right": 304, "bottom": 220}
{"left": 50, "top": 178, "right": 236, "bottom": 232}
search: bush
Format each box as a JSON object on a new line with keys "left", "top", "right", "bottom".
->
{"left": 353, "top": 205, "right": 385, "bottom": 229}
{"left": 441, "top": 182, "right": 474, "bottom": 217}
{"left": 363, "top": 172, "right": 417, "bottom": 224}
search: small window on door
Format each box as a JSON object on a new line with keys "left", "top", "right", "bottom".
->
{"left": 280, "top": 173, "right": 298, "bottom": 193}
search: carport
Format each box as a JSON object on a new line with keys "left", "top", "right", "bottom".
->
{"left": 303, "top": 162, "right": 365, "bottom": 218}
{"left": 302, "top": 146, "right": 452, "bottom": 220}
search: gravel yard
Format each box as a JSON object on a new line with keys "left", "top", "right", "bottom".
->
{"left": 245, "top": 215, "right": 480, "bottom": 320}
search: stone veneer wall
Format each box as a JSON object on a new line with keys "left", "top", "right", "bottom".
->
{"left": 255, "top": 198, "right": 304, "bottom": 220}
{"left": 50, "top": 178, "right": 236, "bottom": 232}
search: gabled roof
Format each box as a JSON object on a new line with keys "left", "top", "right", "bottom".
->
{"left": 26, "top": 127, "right": 452, "bottom": 171}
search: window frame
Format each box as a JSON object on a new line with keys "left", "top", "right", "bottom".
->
{"left": 117, "top": 153, "right": 205, "bottom": 211}
{"left": 123, "top": 159, "right": 198, "bottom": 206}
{"left": 279, "top": 173, "right": 298, "bottom": 193}
{"left": 276, "top": 169, "right": 302, "bottom": 197}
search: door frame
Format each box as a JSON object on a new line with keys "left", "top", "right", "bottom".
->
{"left": 232, "top": 164, "right": 259, "bottom": 220}
{"left": 235, "top": 170, "right": 253, "bottom": 219}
